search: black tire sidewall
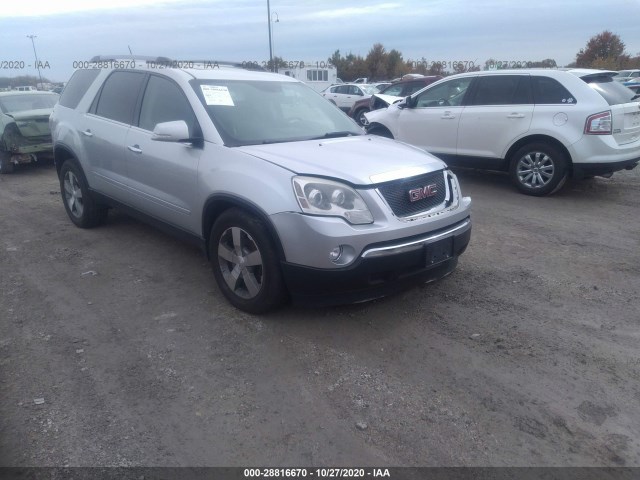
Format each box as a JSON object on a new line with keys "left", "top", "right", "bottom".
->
{"left": 0, "top": 151, "right": 14, "bottom": 174}
{"left": 355, "top": 108, "right": 369, "bottom": 126}
{"left": 209, "top": 208, "right": 287, "bottom": 314}
{"left": 509, "top": 143, "right": 568, "bottom": 196}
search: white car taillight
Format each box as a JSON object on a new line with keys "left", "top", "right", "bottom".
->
{"left": 584, "top": 111, "right": 612, "bottom": 135}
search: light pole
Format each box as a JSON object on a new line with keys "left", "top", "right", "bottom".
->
{"left": 27, "top": 35, "right": 44, "bottom": 89}
{"left": 267, "top": 0, "right": 273, "bottom": 72}
{"left": 271, "top": 12, "right": 279, "bottom": 73}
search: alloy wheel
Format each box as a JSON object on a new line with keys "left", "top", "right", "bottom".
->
{"left": 217, "top": 226, "right": 263, "bottom": 299}
{"left": 516, "top": 151, "right": 555, "bottom": 189}
{"left": 63, "top": 170, "right": 84, "bottom": 218}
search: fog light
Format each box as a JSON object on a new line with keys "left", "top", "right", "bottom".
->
{"left": 329, "top": 246, "right": 343, "bottom": 262}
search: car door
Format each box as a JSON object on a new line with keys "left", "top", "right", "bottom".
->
{"left": 457, "top": 74, "right": 534, "bottom": 161}
{"left": 123, "top": 74, "right": 201, "bottom": 231}
{"left": 343, "top": 85, "right": 365, "bottom": 110}
{"left": 332, "top": 85, "right": 354, "bottom": 111}
{"left": 395, "top": 76, "right": 474, "bottom": 157}
{"left": 80, "top": 71, "right": 146, "bottom": 198}
{"left": 322, "top": 85, "right": 343, "bottom": 106}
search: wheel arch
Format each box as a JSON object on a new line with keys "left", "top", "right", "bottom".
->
{"left": 505, "top": 135, "right": 573, "bottom": 175}
{"left": 201, "top": 194, "right": 286, "bottom": 262}
{"left": 53, "top": 144, "right": 80, "bottom": 178}
{"left": 366, "top": 122, "right": 394, "bottom": 139}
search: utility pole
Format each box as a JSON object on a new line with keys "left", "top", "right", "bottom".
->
{"left": 267, "top": 0, "right": 273, "bottom": 72}
{"left": 27, "top": 35, "right": 44, "bottom": 89}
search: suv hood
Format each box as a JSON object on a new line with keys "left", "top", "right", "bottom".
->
{"left": 237, "top": 135, "right": 445, "bottom": 185}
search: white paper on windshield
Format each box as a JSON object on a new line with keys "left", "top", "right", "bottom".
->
{"left": 201, "top": 85, "right": 234, "bottom": 106}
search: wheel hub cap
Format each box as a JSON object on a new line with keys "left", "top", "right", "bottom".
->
{"left": 63, "top": 171, "right": 84, "bottom": 217}
{"left": 217, "top": 227, "right": 263, "bottom": 299}
{"left": 517, "top": 152, "right": 555, "bottom": 188}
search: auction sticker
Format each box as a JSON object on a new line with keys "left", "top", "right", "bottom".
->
{"left": 201, "top": 85, "right": 234, "bottom": 106}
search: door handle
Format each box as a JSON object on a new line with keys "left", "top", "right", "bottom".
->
{"left": 507, "top": 113, "right": 526, "bottom": 118}
{"left": 127, "top": 145, "right": 142, "bottom": 154}
{"left": 441, "top": 112, "right": 456, "bottom": 119}
{"left": 82, "top": 129, "right": 93, "bottom": 137}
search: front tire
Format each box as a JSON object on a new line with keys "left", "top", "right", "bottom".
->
{"left": 509, "top": 143, "right": 568, "bottom": 196}
{"left": 60, "top": 160, "right": 108, "bottom": 228}
{"left": 210, "top": 208, "right": 287, "bottom": 314}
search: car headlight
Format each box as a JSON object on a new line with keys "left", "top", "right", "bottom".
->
{"left": 292, "top": 176, "right": 373, "bottom": 225}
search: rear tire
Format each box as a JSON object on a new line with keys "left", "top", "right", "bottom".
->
{"left": 0, "top": 151, "right": 14, "bottom": 174}
{"left": 354, "top": 108, "right": 370, "bottom": 127}
{"left": 509, "top": 143, "right": 568, "bottom": 196}
{"left": 60, "top": 160, "right": 108, "bottom": 228}
{"left": 209, "top": 208, "right": 287, "bottom": 314}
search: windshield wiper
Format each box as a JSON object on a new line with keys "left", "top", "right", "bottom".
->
{"left": 632, "top": 94, "right": 640, "bottom": 101}
{"left": 310, "top": 131, "right": 358, "bottom": 140}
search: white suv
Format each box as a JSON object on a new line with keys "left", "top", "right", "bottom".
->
{"left": 49, "top": 57, "right": 471, "bottom": 313}
{"left": 321, "top": 84, "right": 378, "bottom": 112}
{"left": 365, "top": 69, "right": 640, "bottom": 196}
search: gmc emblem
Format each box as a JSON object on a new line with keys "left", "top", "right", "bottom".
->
{"left": 409, "top": 184, "right": 438, "bottom": 202}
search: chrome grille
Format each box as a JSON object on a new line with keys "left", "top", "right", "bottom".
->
{"left": 377, "top": 171, "right": 447, "bottom": 218}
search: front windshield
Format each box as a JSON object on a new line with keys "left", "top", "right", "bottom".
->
{"left": 191, "top": 79, "right": 362, "bottom": 147}
{"left": 0, "top": 93, "right": 59, "bottom": 113}
{"left": 362, "top": 85, "right": 379, "bottom": 95}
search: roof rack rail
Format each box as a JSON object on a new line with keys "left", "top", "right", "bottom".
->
{"left": 183, "top": 60, "right": 267, "bottom": 72}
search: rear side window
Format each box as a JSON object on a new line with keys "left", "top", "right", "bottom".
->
{"left": 94, "top": 71, "right": 146, "bottom": 124}
{"left": 470, "top": 75, "right": 532, "bottom": 105}
{"left": 582, "top": 75, "right": 637, "bottom": 106}
{"left": 532, "top": 76, "right": 575, "bottom": 104}
{"left": 382, "top": 83, "right": 405, "bottom": 96}
{"left": 59, "top": 69, "right": 101, "bottom": 109}
{"left": 403, "top": 81, "right": 431, "bottom": 96}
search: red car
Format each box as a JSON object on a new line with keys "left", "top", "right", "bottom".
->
{"left": 348, "top": 76, "right": 442, "bottom": 126}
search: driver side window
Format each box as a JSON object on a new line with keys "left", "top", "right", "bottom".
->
{"left": 139, "top": 75, "right": 198, "bottom": 136}
{"left": 415, "top": 77, "right": 473, "bottom": 108}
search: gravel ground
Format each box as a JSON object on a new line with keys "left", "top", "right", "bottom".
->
{"left": 0, "top": 160, "right": 638, "bottom": 467}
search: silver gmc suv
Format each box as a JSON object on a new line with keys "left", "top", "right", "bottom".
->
{"left": 50, "top": 56, "right": 472, "bottom": 313}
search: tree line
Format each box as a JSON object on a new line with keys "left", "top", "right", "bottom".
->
{"left": 318, "top": 31, "right": 640, "bottom": 82}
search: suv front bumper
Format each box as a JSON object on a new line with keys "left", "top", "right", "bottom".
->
{"left": 280, "top": 217, "right": 471, "bottom": 307}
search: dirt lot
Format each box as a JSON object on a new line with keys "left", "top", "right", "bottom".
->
{"left": 0, "top": 160, "right": 639, "bottom": 468}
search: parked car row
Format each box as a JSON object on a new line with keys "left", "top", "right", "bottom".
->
{"left": 364, "top": 69, "right": 640, "bottom": 196}
{"left": 348, "top": 75, "right": 442, "bottom": 126}
{"left": 6, "top": 60, "right": 640, "bottom": 314}
{"left": 613, "top": 69, "right": 640, "bottom": 83}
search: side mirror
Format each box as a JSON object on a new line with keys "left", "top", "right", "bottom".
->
{"left": 397, "top": 96, "right": 412, "bottom": 109}
{"left": 152, "top": 120, "right": 191, "bottom": 143}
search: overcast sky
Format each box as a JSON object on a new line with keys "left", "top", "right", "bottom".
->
{"left": 2, "top": 0, "right": 640, "bottom": 82}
